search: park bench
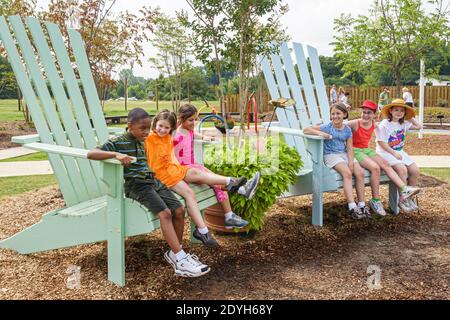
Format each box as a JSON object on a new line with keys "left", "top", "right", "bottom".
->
{"left": 259, "top": 42, "right": 399, "bottom": 226}
{"left": 0, "top": 16, "right": 217, "bottom": 287}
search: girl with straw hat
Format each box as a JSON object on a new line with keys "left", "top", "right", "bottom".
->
{"left": 375, "top": 99, "right": 423, "bottom": 213}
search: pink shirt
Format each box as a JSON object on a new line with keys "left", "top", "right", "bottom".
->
{"left": 173, "top": 129, "right": 195, "bottom": 165}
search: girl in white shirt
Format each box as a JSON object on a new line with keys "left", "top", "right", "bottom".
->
{"left": 375, "top": 99, "right": 422, "bottom": 214}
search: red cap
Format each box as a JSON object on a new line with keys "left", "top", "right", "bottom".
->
{"left": 361, "top": 100, "right": 377, "bottom": 111}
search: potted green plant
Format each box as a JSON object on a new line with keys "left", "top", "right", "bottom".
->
{"left": 204, "top": 136, "right": 303, "bottom": 232}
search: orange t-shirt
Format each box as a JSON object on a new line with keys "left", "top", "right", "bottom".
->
{"left": 145, "top": 131, "right": 189, "bottom": 188}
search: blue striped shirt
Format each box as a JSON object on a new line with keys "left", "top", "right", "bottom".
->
{"left": 98, "top": 132, "right": 152, "bottom": 178}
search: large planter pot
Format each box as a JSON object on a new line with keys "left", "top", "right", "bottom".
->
{"left": 204, "top": 203, "right": 248, "bottom": 233}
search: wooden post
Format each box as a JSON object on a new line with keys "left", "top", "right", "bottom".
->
{"left": 419, "top": 59, "right": 425, "bottom": 139}
{"left": 155, "top": 78, "right": 159, "bottom": 111}
{"left": 124, "top": 77, "right": 128, "bottom": 111}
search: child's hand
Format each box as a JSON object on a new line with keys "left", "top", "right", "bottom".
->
{"left": 394, "top": 152, "right": 403, "bottom": 160}
{"left": 322, "top": 133, "right": 332, "bottom": 140}
{"left": 115, "top": 153, "right": 133, "bottom": 166}
{"left": 203, "top": 135, "right": 214, "bottom": 141}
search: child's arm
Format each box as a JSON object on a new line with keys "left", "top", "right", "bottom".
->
{"left": 409, "top": 118, "right": 423, "bottom": 130}
{"left": 87, "top": 149, "right": 133, "bottom": 166}
{"left": 347, "top": 119, "right": 358, "bottom": 132}
{"left": 303, "top": 125, "right": 332, "bottom": 139}
{"left": 194, "top": 131, "right": 215, "bottom": 141}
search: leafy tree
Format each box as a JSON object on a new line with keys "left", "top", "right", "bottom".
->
{"left": 0, "top": 56, "right": 17, "bottom": 99}
{"left": 41, "top": 0, "right": 157, "bottom": 94}
{"left": 333, "top": 0, "right": 449, "bottom": 96}
{"left": 223, "top": 0, "right": 289, "bottom": 128}
{"left": 181, "top": 0, "right": 231, "bottom": 116}
{"left": 149, "top": 12, "right": 193, "bottom": 111}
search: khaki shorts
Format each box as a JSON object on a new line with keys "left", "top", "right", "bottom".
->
{"left": 324, "top": 153, "right": 357, "bottom": 168}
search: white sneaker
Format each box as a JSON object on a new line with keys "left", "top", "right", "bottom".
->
{"left": 165, "top": 251, "right": 210, "bottom": 277}
{"left": 406, "top": 198, "right": 419, "bottom": 212}
{"left": 398, "top": 200, "right": 413, "bottom": 214}
{"left": 369, "top": 199, "right": 386, "bottom": 216}
{"left": 400, "top": 186, "right": 420, "bottom": 201}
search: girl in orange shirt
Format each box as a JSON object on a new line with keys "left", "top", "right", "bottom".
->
{"left": 145, "top": 110, "right": 260, "bottom": 248}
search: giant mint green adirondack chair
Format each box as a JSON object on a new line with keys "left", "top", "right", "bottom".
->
{"left": 259, "top": 42, "right": 398, "bottom": 226}
{"left": 0, "top": 16, "right": 218, "bottom": 287}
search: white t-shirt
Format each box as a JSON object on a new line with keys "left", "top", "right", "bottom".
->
{"left": 375, "top": 119, "right": 412, "bottom": 152}
{"left": 403, "top": 92, "right": 413, "bottom": 103}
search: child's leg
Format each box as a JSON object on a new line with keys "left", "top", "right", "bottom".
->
{"left": 172, "top": 206, "right": 185, "bottom": 244}
{"left": 359, "top": 157, "right": 381, "bottom": 199}
{"left": 353, "top": 162, "right": 366, "bottom": 204}
{"left": 125, "top": 180, "right": 185, "bottom": 254}
{"left": 171, "top": 180, "right": 206, "bottom": 228}
{"left": 334, "top": 162, "right": 355, "bottom": 204}
{"left": 406, "top": 163, "right": 420, "bottom": 187}
{"left": 392, "top": 163, "right": 408, "bottom": 185}
{"left": 158, "top": 208, "right": 183, "bottom": 253}
{"left": 372, "top": 155, "right": 407, "bottom": 188}
{"left": 185, "top": 168, "right": 228, "bottom": 186}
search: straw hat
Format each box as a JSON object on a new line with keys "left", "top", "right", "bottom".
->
{"left": 380, "top": 98, "right": 415, "bottom": 120}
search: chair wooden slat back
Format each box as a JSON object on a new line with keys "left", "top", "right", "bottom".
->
{"left": 0, "top": 16, "right": 109, "bottom": 205}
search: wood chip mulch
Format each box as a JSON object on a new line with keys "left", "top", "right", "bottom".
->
{"left": 0, "top": 174, "right": 449, "bottom": 300}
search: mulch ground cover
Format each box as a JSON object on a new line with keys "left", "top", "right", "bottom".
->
{"left": 0, "top": 174, "right": 448, "bottom": 300}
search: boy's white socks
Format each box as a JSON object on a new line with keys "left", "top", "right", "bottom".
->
{"left": 348, "top": 202, "right": 357, "bottom": 210}
{"left": 358, "top": 202, "right": 365, "bottom": 208}
{"left": 174, "top": 250, "right": 187, "bottom": 261}
{"left": 198, "top": 226, "right": 209, "bottom": 234}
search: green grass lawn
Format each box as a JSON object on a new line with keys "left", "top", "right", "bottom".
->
{"left": 421, "top": 168, "right": 450, "bottom": 182}
{"left": 0, "top": 151, "right": 48, "bottom": 162}
{"left": 0, "top": 174, "right": 57, "bottom": 199}
{"left": 0, "top": 99, "right": 219, "bottom": 122}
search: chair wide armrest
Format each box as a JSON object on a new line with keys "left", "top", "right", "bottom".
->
{"left": 268, "top": 126, "right": 325, "bottom": 140}
{"left": 23, "top": 142, "right": 136, "bottom": 165}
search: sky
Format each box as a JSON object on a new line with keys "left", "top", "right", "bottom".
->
{"left": 34, "top": 0, "right": 375, "bottom": 78}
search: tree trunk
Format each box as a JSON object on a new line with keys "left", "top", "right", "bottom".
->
{"left": 238, "top": 11, "right": 246, "bottom": 131}
{"left": 395, "top": 69, "right": 402, "bottom": 98}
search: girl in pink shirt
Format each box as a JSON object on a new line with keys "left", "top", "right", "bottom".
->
{"left": 174, "top": 104, "right": 249, "bottom": 229}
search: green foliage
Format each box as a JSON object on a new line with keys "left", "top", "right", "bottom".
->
{"left": 0, "top": 152, "right": 48, "bottom": 162}
{"left": 204, "top": 136, "right": 303, "bottom": 231}
{"left": 0, "top": 56, "right": 18, "bottom": 99}
{"left": 333, "top": 0, "right": 450, "bottom": 91}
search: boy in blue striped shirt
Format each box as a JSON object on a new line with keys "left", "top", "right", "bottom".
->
{"left": 87, "top": 108, "right": 210, "bottom": 277}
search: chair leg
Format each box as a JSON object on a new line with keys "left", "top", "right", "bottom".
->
{"left": 107, "top": 235, "right": 125, "bottom": 287}
{"left": 388, "top": 181, "right": 399, "bottom": 215}
{"left": 106, "top": 204, "right": 126, "bottom": 287}
{"left": 312, "top": 190, "right": 324, "bottom": 227}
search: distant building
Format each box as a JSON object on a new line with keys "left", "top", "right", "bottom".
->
{"left": 416, "top": 76, "right": 450, "bottom": 86}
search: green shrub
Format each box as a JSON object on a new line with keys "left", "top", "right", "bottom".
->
{"left": 204, "top": 136, "right": 303, "bottom": 231}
